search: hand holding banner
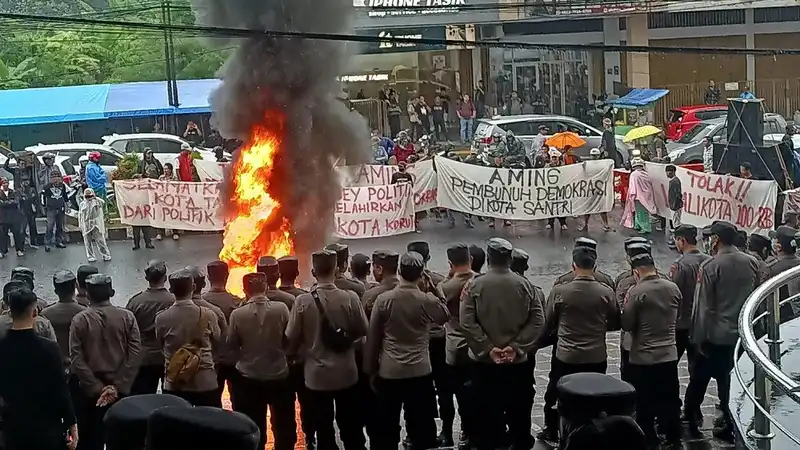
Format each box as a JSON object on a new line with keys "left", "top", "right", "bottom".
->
{"left": 114, "top": 179, "right": 224, "bottom": 231}
{"left": 333, "top": 182, "right": 415, "bottom": 239}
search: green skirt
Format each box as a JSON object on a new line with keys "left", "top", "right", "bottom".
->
{"left": 634, "top": 201, "right": 652, "bottom": 234}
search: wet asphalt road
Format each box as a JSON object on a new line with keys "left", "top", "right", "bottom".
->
{"left": 0, "top": 214, "right": 731, "bottom": 449}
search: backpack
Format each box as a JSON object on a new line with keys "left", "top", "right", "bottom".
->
{"left": 165, "top": 308, "right": 209, "bottom": 387}
{"left": 312, "top": 289, "right": 355, "bottom": 353}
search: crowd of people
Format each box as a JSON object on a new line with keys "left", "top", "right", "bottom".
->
{"left": 0, "top": 215, "right": 794, "bottom": 449}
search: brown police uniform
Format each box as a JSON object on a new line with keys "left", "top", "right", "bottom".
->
{"left": 41, "top": 300, "right": 86, "bottom": 368}
{"left": 155, "top": 299, "right": 221, "bottom": 406}
{"left": 266, "top": 287, "right": 297, "bottom": 311}
{"left": 202, "top": 288, "right": 241, "bottom": 404}
{"left": 75, "top": 293, "right": 90, "bottom": 307}
{"left": 280, "top": 285, "right": 309, "bottom": 297}
{"left": 125, "top": 287, "right": 174, "bottom": 395}
{"left": 668, "top": 249, "right": 709, "bottom": 361}
{"left": 228, "top": 294, "right": 295, "bottom": 450}
{"left": 554, "top": 268, "right": 616, "bottom": 290}
{"left": 362, "top": 275, "right": 400, "bottom": 318}
{"left": 334, "top": 274, "right": 366, "bottom": 298}
{"left": 285, "top": 282, "right": 368, "bottom": 450}
{"left": 622, "top": 274, "right": 682, "bottom": 444}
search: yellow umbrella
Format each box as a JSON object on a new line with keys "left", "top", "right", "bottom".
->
{"left": 623, "top": 125, "right": 662, "bottom": 143}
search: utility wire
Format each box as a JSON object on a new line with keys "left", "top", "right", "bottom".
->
{"left": 1, "top": 11, "right": 798, "bottom": 55}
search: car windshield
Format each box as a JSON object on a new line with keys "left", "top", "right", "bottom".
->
{"left": 677, "top": 123, "right": 714, "bottom": 143}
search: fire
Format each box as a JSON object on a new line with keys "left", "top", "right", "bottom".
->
{"left": 219, "top": 123, "right": 295, "bottom": 296}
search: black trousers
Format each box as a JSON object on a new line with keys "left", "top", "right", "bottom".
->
{"left": 289, "top": 364, "right": 315, "bottom": 441}
{"left": 356, "top": 357, "right": 379, "bottom": 446}
{"left": 162, "top": 389, "right": 221, "bottom": 408}
{"left": 375, "top": 375, "right": 438, "bottom": 450}
{"left": 71, "top": 378, "right": 112, "bottom": 450}
{"left": 389, "top": 116, "right": 401, "bottom": 139}
{"left": 547, "top": 217, "right": 567, "bottom": 227}
{"left": 627, "top": 360, "right": 681, "bottom": 444}
{"left": 676, "top": 329, "right": 695, "bottom": 364}
{"left": 447, "top": 362, "right": 475, "bottom": 439}
{"left": 22, "top": 204, "right": 40, "bottom": 246}
{"left": 473, "top": 362, "right": 534, "bottom": 450}
{"left": 620, "top": 349, "right": 630, "bottom": 382}
{"left": 307, "top": 384, "right": 365, "bottom": 450}
{"left": 215, "top": 363, "right": 237, "bottom": 408}
{"left": 432, "top": 119, "right": 446, "bottom": 141}
{"left": 684, "top": 343, "right": 736, "bottom": 423}
{"left": 0, "top": 222, "right": 23, "bottom": 253}
{"left": 132, "top": 226, "right": 152, "bottom": 247}
{"left": 429, "top": 336, "right": 453, "bottom": 432}
{"left": 543, "top": 357, "right": 607, "bottom": 432}
{"left": 231, "top": 374, "right": 296, "bottom": 450}
{"left": 130, "top": 364, "right": 164, "bottom": 396}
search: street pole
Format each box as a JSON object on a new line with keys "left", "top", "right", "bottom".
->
{"left": 165, "top": 0, "right": 179, "bottom": 108}
{"left": 161, "top": 0, "right": 175, "bottom": 108}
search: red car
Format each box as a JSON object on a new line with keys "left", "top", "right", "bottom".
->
{"left": 664, "top": 104, "right": 727, "bottom": 141}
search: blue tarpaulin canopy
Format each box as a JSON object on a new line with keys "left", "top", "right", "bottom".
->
{"left": 608, "top": 88, "right": 670, "bottom": 108}
{"left": 0, "top": 79, "right": 222, "bottom": 126}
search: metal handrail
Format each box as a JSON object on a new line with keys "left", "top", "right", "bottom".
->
{"left": 736, "top": 264, "right": 800, "bottom": 449}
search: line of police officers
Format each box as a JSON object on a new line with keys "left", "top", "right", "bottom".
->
{"left": 5, "top": 218, "right": 797, "bottom": 450}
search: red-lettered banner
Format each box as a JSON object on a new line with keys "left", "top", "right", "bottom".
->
{"left": 333, "top": 183, "right": 415, "bottom": 239}
{"left": 646, "top": 162, "right": 778, "bottom": 236}
{"left": 114, "top": 179, "right": 223, "bottom": 231}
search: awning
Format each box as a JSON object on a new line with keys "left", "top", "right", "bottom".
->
{"left": 0, "top": 84, "right": 110, "bottom": 126}
{"left": 104, "top": 79, "right": 221, "bottom": 117}
{"left": 608, "top": 88, "right": 670, "bottom": 108}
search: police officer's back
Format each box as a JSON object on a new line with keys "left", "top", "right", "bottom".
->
{"left": 326, "top": 243, "right": 366, "bottom": 298}
{"left": 766, "top": 226, "right": 800, "bottom": 318}
{"left": 555, "top": 238, "right": 616, "bottom": 289}
{"left": 668, "top": 225, "right": 709, "bottom": 361}
{"left": 256, "top": 257, "right": 296, "bottom": 310}
{"left": 41, "top": 270, "right": 86, "bottom": 369}
{"left": 362, "top": 250, "right": 400, "bottom": 317}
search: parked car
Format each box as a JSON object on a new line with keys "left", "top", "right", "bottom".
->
{"left": 664, "top": 104, "right": 727, "bottom": 141}
{"left": 668, "top": 114, "right": 787, "bottom": 164}
{"left": 102, "top": 133, "right": 227, "bottom": 167}
{"left": 25, "top": 143, "right": 122, "bottom": 175}
{"left": 471, "top": 114, "right": 628, "bottom": 164}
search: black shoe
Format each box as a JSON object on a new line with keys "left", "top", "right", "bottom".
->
{"left": 55, "top": 243, "right": 66, "bottom": 249}
{"left": 145, "top": 244, "right": 155, "bottom": 249}
{"left": 44, "top": 246, "right": 51, "bottom": 252}
{"left": 437, "top": 432, "right": 454, "bottom": 447}
{"left": 536, "top": 427, "right": 558, "bottom": 443}
{"left": 132, "top": 245, "right": 140, "bottom": 251}
{"left": 712, "top": 424, "right": 734, "bottom": 443}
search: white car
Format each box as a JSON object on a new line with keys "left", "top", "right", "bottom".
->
{"left": 102, "top": 133, "right": 225, "bottom": 167}
{"left": 25, "top": 143, "right": 122, "bottom": 175}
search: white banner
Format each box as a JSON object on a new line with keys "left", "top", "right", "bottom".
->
{"left": 435, "top": 157, "right": 614, "bottom": 220}
{"left": 335, "top": 161, "right": 438, "bottom": 212}
{"left": 114, "top": 179, "right": 224, "bottom": 231}
{"left": 193, "top": 159, "right": 226, "bottom": 182}
{"left": 784, "top": 187, "right": 800, "bottom": 219}
{"left": 645, "top": 162, "right": 778, "bottom": 235}
{"left": 333, "top": 183, "right": 415, "bottom": 239}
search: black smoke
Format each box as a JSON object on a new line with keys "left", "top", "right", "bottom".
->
{"left": 190, "top": 0, "right": 370, "bottom": 254}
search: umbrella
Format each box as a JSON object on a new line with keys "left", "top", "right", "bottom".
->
{"left": 545, "top": 131, "right": 586, "bottom": 149}
{"left": 623, "top": 125, "right": 662, "bottom": 143}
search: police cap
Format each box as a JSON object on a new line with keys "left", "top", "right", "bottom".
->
{"left": 630, "top": 253, "right": 655, "bottom": 269}
{"left": 401, "top": 252, "right": 425, "bottom": 268}
{"left": 574, "top": 237, "right": 598, "bottom": 250}
{"left": 770, "top": 225, "right": 798, "bottom": 249}
{"left": 701, "top": 225, "right": 713, "bottom": 238}
{"left": 104, "top": 394, "right": 191, "bottom": 450}
{"left": 206, "top": 260, "right": 229, "bottom": 279}
{"left": 11, "top": 266, "right": 34, "bottom": 279}
{"left": 277, "top": 256, "right": 299, "bottom": 274}
{"left": 2, "top": 280, "right": 27, "bottom": 302}
{"left": 85, "top": 273, "right": 112, "bottom": 286}
{"left": 372, "top": 250, "right": 399, "bottom": 266}
{"left": 256, "top": 256, "right": 278, "bottom": 275}
{"left": 623, "top": 237, "right": 648, "bottom": 249}
{"left": 53, "top": 269, "right": 76, "bottom": 285}
{"left": 77, "top": 265, "right": 99, "bottom": 286}
{"left": 185, "top": 265, "right": 205, "bottom": 281}
{"left": 710, "top": 221, "right": 738, "bottom": 243}
{"left": 311, "top": 250, "right": 337, "bottom": 268}
{"left": 145, "top": 260, "right": 167, "bottom": 278}
{"left": 749, "top": 233, "right": 771, "bottom": 251}
{"left": 407, "top": 241, "right": 431, "bottom": 260}
{"left": 446, "top": 244, "right": 470, "bottom": 263}
{"left": 168, "top": 269, "right": 193, "bottom": 284}
{"left": 511, "top": 248, "right": 530, "bottom": 263}
{"left": 351, "top": 253, "right": 371, "bottom": 266}
{"left": 242, "top": 272, "right": 267, "bottom": 291}
{"left": 324, "top": 243, "right": 349, "bottom": 265}
{"left": 673, "top": 224, "right": 698, "bottom": 240}
{"left": 626, "top": 243, "right": 652, "bottom": 258}
{"left": 10, "top": 272, "right": 33, "bottom": 290}
{"left": 146, "top": 406, "right": 260, "bottom": 450}
{"left": 486, "top": 237, "right": 513, "bottom": 254}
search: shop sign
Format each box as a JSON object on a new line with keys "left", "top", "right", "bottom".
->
{"left": 359, "top": 27, "right": 446, "bottom": 54}
{"left": 545, "top": 1, "right": 651, "bottom": 17}
{"left": 337, "top": 73, "right": 390, "bottom": 82}
{"left": 354, "top": 0, "right": 466, "bottom": 18}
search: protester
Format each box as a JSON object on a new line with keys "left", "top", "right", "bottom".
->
{"left": 739, "top": 85, "right": 756, "bottom": 100}
{"left": 386, "top": 92, "right": 403, "bottom": 139}
{"left": 0, "top": 287, "right": 78, "bottom": 450}
{"left": 740, "top": 161, "right": 754, "bottom": 179}
{"left": 156, "top": 163, "right": 180, "bottom": 241}
{"left": 474, "top": 80, "right": 486, "bottom": 119}
{"left": 599, "top": 118, "right": 622, "bottom": 168}
{"left": 666, "top": 164, "right": 683, "bottom": 249}
{"left": 138, "top": 148, "right": 164, "bottom": 179}
{"left": 183, "top": 121, "right": 203, "bottom": 146}
{"left": 78, "top": 188, "right": 111, "bottom": 262}
{"left": 85, "top": 152, "right": 108, "bottom": 205}
{"left": 0, "top": 177, "right": 24, "bottom": 257}
{"left": 545, "top": 149, "right": 568, "bottom": 231}
{"left": 704, "top": 80, "right": 721, "bottom": 105}
{"left": 178, "top": 143, "right": 195, "bottom": 182}
{"left": 392, "top": 132, "right": 415, "bottom": 164}
{"left": 38, "top": 152, "right": 61, "bottom": 190}
{"left": 418, "top": 95, "right": 432, "bottom": 136}
{"left": 579, "top": 149, "right": 612, "bottom": 232}
{"left": 41, "top": 171, "right": 68, "bottom": 252}
{"left": 371, "top": 136, "right": 389, "bottom": 165}
{"left": 432, "top": 96, "right": 447, "bottom": 141}
{"left": 457, "top": 94, "right": 476, "bottom": 144}
{"left": 621, "top": 158, "right": 657, "bottom": 234}
{"left": 703, "top": 136, "right": 714, "bottom": 173}
{"left": 4, "top": 152, "right": 42, "bottom": 248}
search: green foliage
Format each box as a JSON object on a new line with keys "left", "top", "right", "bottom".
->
{"left": 0, "top": 0, "right": 230, "bottom": 89}
{"left": 113, "top": 152, "right": 140, "bottom": 180}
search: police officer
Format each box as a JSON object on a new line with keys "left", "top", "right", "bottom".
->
{"left": 350, "top": 253, "right": 377, "bottom": 290}
{"left": 156, "top": 269, "right": 221, "bottom": 407}
{"left": 202, "top": 260, "right": 240, "bottom": 403}
{"left": 286, "top": 250, "right": 368, "bottom": 450}
{"left": 614, "top": 237, "right": 649, "bottom": 287}
{"left": 365, "top": 251, "right": 449, "bottom": 450}
{"left": 41, "top": 270, "right": 86, "bottom": 370}
{"left": 684, "top": 221, "right": 759, "bottom": 441}
{"left": 699, "top": 225, "right": 713, "bottom": 254}
{"left": 11, "top": 266, "right": 48, "bottom": 311}
{"left": 511, "top": 248, "right": 529, "bottom": 276}
{"left": 278, "top": 256, "right": 308, "bottom": 297}
{"left": 461, "top": 238, "right": 545, "bottom": 450}
{"left": 228, "top": 272, "right": 295, "bottom": 450}
{"left": 187, "top": 265, "right": 229, "bottom": 400}
{"left": 469, "top": 244, "right": 486, "bottom": 273}
{"left": 70, "top": 274, "right": 142, "bottom": 450}
{"left": 438, "top": 244, "right": 477, "bottom": 448}
{"left": 126, "top": 260, "right": 174, "bottom": 396}
{"left": 746, "top": 233, "right": 773, "bottom": 284}
{"left": 554, "top": 238, "right": 615, "bottom": 289}
{"left": 407, "top": 240, "right": 451, "bottom": 445}
{"left": 75, "top": 264, "right": 99, "bottom": 307}
{"left": 537, "top": 246, "right": 619, "bottom": 443}
{"left": 325, "top": 243, "right": 366, "bottom": 298}
{"left": 669, "top": 225, "right": 709, "bottom": 363}
{"left": 362, "top": 250, "right": 400, "bottom": 317}
{"left": 623, "top": 253, "right": 682, "bottom": 448}
{"left": 766, "top": 225, "right": 800, "bottom": 321}
{"left": 256, "top": 257, "right": 297, "bottom": 310}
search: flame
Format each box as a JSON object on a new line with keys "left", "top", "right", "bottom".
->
{"left": 219, "top": 123, "right": 295, "bottom": 296}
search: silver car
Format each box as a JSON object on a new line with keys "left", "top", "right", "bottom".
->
{"left": 471, "top": 114, "right": 628, "bottom": 164}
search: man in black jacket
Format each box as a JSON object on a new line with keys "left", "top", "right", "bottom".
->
{"left": 0, "top": 177, "right": 24, "bottom": 257}
{"left": 666, "top": 165, "right": 683, "bottom": 250}
{"left": 40, "top": 172, "right": 69, "bottom": 253}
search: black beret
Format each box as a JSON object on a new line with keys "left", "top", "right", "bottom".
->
{"left": 168, "top": 269, "right": 193, "bottom": 284}
{"left": 53, "top": 269, "right": 76, "bottom": 285}
{"left": 312, "top": 250, "right": 337, "bottom": 267}
{"left": 469, "top": 244, "right": 485, "bottom": 259}
{"left": 574, "top": 237, "right": 598, "bottom": 250}
{"left": 407, "top": 241, "right": 431, "bottom": 258}
{"left": 85, "top": 273, "right": 112, "bottom": 286}
{"left": 401, "top": 252, "right": 425, "bottom": 268}
{"left": 630, "top": 253, "right": 655, "bottom": 268}
{"left": 350, "top": 253, "right": 371, "bottom": 265}
{"left": 446, "top": 244, "right": 470, "bottom": 261}
{"left": 511, "top": 248, "right": 529, "bottom": 262}
{"left": 626, "top": 243, "right": 652, "bottom": 258}
{"left": 11, "top": 267, "right": 34, "bottom": 279}
{"left": 673, "top": 224, "right": 698, "bottom": 240}
{"left": 769, "top": 225, "right": 797, "bottom": 241}
{"left": 487, "top": 237, "right": 513, "bottom": 254}
{"left": 623, "top": 237, "right": 648, "bottom": 249}
{"left": 277, "top": 256, "right": 299, "bottom": 272}
{"left": 710, "top": 221, "right": 738, "bottom": 240}
{"left": 104, "top": 394, "right": 191, "bottom": 450}
{"left": 372, "top": 250, "right": 399, "bottom": 265}
{"left": 145, "top": 260, "right": 167, "bottom": 276}
{"left": 146, "top": 406, "right": 259, "bottom": 450}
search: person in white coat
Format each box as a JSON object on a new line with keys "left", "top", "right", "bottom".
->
{"left": 78, "top": 188, "right": 111, "bottom": 262}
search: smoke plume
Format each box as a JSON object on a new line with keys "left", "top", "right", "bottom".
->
{"left": 190, "top": 0, "right": 370, "bottom": 254}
